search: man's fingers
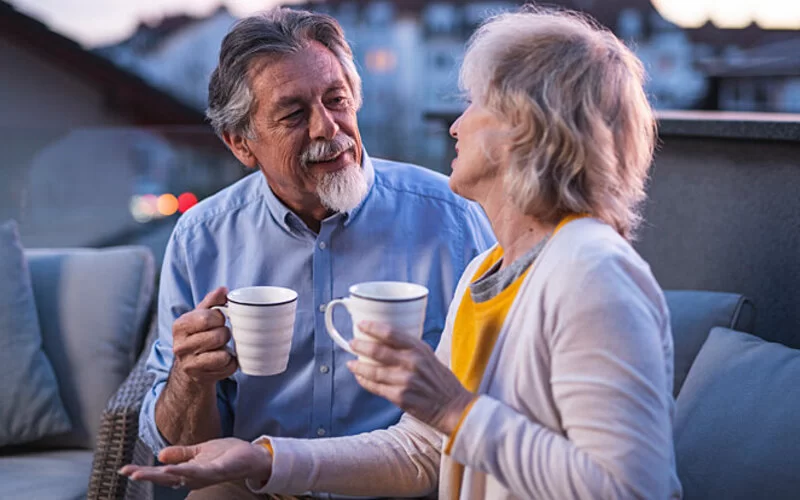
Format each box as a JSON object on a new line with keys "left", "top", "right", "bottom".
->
{"left": 130, "top": 469, "right": 192, "bottom": 489}
{"left": 174, "top": 309, "right": 227, "bottom": 340}
{"left": 159, "top": 445, "right": 197, "bottom": 465}
{"left": 173, "top": 327, "right": 231, "bottom": 357}
{"left": 198, "top": 286, "right": 229, "bottom": 310}
{"left": 183, "top": 350, "right": 236, "bottom": 376}
{"left": 118, "top": 464, "right": 139, "bottom": 476}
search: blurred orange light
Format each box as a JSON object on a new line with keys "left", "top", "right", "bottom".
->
{"left": 365, "top": 49, "right": 397, "bottom": 73}
{"left": 178, "top": 192, "right": 199, "bottom": 213}
{"left": 157, "top": 193, "right": 179, "bottom": 216}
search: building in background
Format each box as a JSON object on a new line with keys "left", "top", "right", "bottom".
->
{"left": 87, "top": 0, "right": 799, "bottom": 173}
{"left": 699, "top": 38, "right": 800, "bottom": 113}
{"left": 94, "top": 6, "right": 238, "bottom": 111}
{"left": 0, "top": 1, "right": 238, "bottom": 251}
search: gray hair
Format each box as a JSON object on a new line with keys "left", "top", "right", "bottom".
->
{"left": 461, "top": 7, "right": 656, "bottom": 240}
{"left": 206, "top": 8, "right": 362, "bottom": 139}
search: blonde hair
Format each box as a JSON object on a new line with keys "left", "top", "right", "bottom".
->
{"left": 460, "top": 6, "right": 656, "bottom": 240}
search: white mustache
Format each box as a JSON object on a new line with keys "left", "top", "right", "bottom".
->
{"left": 300, "top": 133, "right": 356, "bottom": 168}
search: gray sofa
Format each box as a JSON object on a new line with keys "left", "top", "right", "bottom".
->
{"left": 3, "top": 237, "right": 797, "bottom": 499}
{"left": 0, "top": 245, "right": 156, "bottom": 500}
{"left": 93, "top": 288, "right": 783, "bottom": 500}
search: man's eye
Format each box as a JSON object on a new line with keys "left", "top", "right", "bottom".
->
{"left": 328, "top": 96, "right": 348, "bottom": 107}
{"left": 282, "top": 110, "right": 303, "bottom": 121}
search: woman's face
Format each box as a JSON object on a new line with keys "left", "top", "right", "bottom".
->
{"left": 448, "top": 99, "right": 509, "bottom": 204}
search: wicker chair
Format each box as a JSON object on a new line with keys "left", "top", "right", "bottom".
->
{"left": 88, "top": 314, "right": 158, "bottom": 500}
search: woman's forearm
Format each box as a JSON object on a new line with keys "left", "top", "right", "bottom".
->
{"left": 449, "top": 395, "right": 673, "bottom": 499}
{"left": 250, "top": 413, "right": 442, "bottom": 497}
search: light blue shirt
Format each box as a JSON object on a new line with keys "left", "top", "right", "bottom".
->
{"left": 139, "top": 151, "right": 495, "bottom": 453}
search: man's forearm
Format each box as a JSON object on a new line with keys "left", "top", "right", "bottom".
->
{"left": 154, "top": 371, "right": 222, "bottom": 446}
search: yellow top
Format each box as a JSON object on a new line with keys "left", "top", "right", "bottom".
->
{"left": 450, "top": 246, "right": 525, "bottom": 392}
{"left": 445, "top": 214, "right": 586, "bottom": 498}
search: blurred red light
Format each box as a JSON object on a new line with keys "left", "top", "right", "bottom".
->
{"left": 178, "top": 192, "right": 198, "bottom": 213}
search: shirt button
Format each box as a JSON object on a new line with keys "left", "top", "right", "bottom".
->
{"left": 319, "top": 303, "right": 326, "bottom": 313}
{"left": 317, "top": 427, "right": 327, "bottom": 437}
{"left": 319, "top": 364, "right": 330, "bottom": 374}
{"left": 318, "top": 241, "right": 327, "bottom": 250}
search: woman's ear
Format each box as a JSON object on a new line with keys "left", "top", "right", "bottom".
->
{"left": 222, "top": 131, "right": 258, "bottom": 169}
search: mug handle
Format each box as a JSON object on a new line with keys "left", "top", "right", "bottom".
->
{"left": 211, "top": 305, "right": 237, "bottom": 357}
{"left": 324, "top": 298, "right": 357, "bottom": 355}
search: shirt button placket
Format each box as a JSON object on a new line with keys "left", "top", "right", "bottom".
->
{"left": 313, "top": 229, "right": 335, "bottom": 440}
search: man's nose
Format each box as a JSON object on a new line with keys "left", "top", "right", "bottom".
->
{"left": 309, "top": 105, "right": 340, "bottom": 141}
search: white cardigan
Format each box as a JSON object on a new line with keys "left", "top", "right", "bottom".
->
{"left": 253, "top": 218, "right": 682, "bottom": 499}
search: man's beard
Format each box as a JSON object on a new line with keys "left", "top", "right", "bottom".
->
{"left": 301, "top": 133, "right": 368, "bottom": 213}
{"left": 315, "top": 164, "right": 368, "bottom": 213}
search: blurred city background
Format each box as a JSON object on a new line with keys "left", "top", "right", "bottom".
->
{"left": 2, "top": 0, "right": 799, "bottom": 269}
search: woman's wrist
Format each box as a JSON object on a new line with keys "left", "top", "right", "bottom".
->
{"left": 249, "top": 441, "right": 274, "bottom": 487}
{"left": 440, "top": 391, "right": 478, "bottom": 435}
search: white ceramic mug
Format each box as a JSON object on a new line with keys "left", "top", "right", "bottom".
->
{"left": 324, "top": 281, "right": 429, "bottom": 362}
{"left": 212, "top": 286, "right": 298, "bottom": 376}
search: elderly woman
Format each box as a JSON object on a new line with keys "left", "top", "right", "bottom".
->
{"left": 122, "top": 8, "right": 682, "bottom": 499}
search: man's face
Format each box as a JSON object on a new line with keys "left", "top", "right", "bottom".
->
{"left": 224, "top": 41, "right": 365, "bottom": 218}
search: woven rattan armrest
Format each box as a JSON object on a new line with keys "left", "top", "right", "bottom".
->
{"left": 88, "top": 314, "right": 158, "bottom": 500}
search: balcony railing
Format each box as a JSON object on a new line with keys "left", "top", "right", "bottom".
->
{"left": 425, "top": 109, "right": 800, "bottom": 348}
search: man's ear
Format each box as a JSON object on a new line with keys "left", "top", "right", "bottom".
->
{"left": 222, "top": 131, "right": 258, "bottom": 169}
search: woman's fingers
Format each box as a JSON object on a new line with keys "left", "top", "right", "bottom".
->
{"left": 357, "top": 321, "right": 419, "bottom": 349}
{"left": 348, "top": 359, "right": 412, "bottom": 386}
{"left": 350, "top": 338, "right": 408, "bottom": 365}
{"left": 352, "top": 373, "right": 390, "bottom": 400}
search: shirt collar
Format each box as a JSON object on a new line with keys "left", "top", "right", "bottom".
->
{"left": 259, "top": 149, "right": 376, "bottom": 233}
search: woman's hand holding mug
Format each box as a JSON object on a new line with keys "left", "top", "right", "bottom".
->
{"left": 323, "top": 281, "right": 474, "bottom": 435}
{"left": 347, "top": 321, "right": 475, "bottom": 436}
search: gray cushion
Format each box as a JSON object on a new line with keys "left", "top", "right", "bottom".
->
{"left": 0, "top": 448, "right": 93, "bottom": 500}
{"left": 674, "top": 327, "right": 800, "bottom": 499}
{"left": 24, "top": 246, "right": 155, "bottom": 449}
{"left": 0, "top": 220, "right": 71, "bottom": 447}
{"left": 664, "top": 290, "right": 754, "bottom": 396}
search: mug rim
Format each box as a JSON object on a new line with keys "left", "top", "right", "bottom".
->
{"left": 227, "top": 286, "right": 298, "bottom": 307}
{"left": 349, "top": 281, "right": 429, "bottom": 303}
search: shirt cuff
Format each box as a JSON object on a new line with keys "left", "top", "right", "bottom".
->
{"left": 447, "top": 395, "right": 502, "bottom": 468}
{"left": 444, "top": 397, "right": 478, "bottom": 455}
{"left": 255, "top": 436, "right": 274, "bottom": 455}
{"left": 245, "top": 437, "right": 275, "bottom": 491}
{"left": 245, "top": 436, "right": 315, "bottom": 495}
{"left": 138, "top": 382, "right": 171, "bottom": 455}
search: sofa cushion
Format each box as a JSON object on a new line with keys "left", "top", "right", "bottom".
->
{"left": 0, "top": 220, "right": 71, "bottom": 447}
{"left": 24, "top": 246, "right": 155, "bottom": 449}
{"left": 664, "top": 290, "right": 754, "bottom": 396}
{"left": 674, "top": 327, "right": 800, "bottom": 499}
{"left": 0, "top": 448, "right": 93, "bottom": 500}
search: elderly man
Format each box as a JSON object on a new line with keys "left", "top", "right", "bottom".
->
{"left": 138, "top": 6, "right": 493, "bottom": 497}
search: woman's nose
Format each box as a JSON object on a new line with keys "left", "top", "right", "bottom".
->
{"left": 449, "top": 116, "right": 461, "bottom": 139}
